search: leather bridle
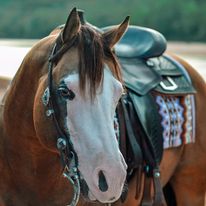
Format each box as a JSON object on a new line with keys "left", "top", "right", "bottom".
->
{"left": 43, "top": 33, "right": 81, "bottom": 206}
{"left": 43, "top": 32, "right": 114, "bottom": 206}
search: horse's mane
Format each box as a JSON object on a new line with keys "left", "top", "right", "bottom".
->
{"left": 76, "top": 25, "right": 122, "bottom": 98}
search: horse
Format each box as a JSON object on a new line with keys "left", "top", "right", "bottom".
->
{"left": 0, "top": 7, "right": 206, "bottom": 206}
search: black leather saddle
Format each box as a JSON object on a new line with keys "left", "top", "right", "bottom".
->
{"left": 102, "top": 25, "right": 167, "bottom": 59}
{"left": 112, "top": 25, "right": 196, "bottom": 173}
{"left": 113, "top": 25, "right": 196, "bottom": 204}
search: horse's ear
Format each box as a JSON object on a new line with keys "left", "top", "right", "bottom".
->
{"left": 103, "top": 16, "right": 130, "bottom": 48}
{"left": 62, "top": 8, "right": 81, "bottom": 42}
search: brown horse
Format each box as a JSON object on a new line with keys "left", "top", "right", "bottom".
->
{"left": 0, "top": 8, "right": 206, "bottom": 206}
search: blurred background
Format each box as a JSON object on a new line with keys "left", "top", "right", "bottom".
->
{"left": 0, "top": 0, "right": 206, "bottom": 96}
{"left": 0, "top": 0, "right": 206, "bottom": 41}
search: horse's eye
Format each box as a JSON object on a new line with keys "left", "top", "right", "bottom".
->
{"left": 58, "top": 86, "right": 75, "bottom": 100}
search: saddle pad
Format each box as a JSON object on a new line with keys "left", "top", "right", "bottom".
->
{"left": 154, "top": 93, "right": 195, "bottom": 148}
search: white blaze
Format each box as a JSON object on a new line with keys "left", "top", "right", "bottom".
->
{"left": 64, "top": 67, "right": 127, "bottom": 203}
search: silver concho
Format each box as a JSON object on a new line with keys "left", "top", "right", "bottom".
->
{"left": 42, "top": 87, "right": 50, "bottom": 106}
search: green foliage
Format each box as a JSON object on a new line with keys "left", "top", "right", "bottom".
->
{"left": 0, "top": 0, "right": 206, "bottom": 42}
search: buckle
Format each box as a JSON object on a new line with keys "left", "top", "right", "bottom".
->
{"left": 159, "top": 77, "right": 178, "bottom": 91}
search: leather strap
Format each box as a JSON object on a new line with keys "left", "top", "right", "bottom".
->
{"left": 117, "top": 102, "right": 127, "bottom": 159}
{"left": 135, "top": 166, "right": 144, "bottom": 201}
{"left": 152, "top": 167, "right": 167, "bottom": 206}
{"left": 47, "top": 33, "right": 79, "bottom": 166}
{"left": 49, "top": 34, "right": 77, "bottom": 63}
{"left": 121, "top": 96, "right": 143, "bottom": 167}
{"left": 141, "top": 176, "right": 153, "bottom": 206}
{"left": 140, "top": 167, "right": 167, "bottom": 206}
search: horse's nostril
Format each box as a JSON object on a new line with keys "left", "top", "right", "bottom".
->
{"left": 109, "top": 197, "right": 116, "bottom": 201}
{"left": 98, "top": 171, "right": 108, "bottom": 192}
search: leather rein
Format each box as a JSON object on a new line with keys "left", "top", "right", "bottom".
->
{"left": 43, "top": 33, "right": 80, "bottom": 206}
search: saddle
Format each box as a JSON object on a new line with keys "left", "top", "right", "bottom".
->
{"left": 103, "top": 25, "right": 167, "bottom": 59}
{"left": 106, "top": 25, "right": 196, "bottom": 205}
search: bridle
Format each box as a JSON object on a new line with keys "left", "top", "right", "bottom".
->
{"left": 43, "top": 32, "right": 113, "bottom": 206}
{"left": 43, "top": 33, "right": 80, "bottom": 206}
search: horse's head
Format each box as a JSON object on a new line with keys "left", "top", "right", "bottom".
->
{"left": 34, "top": 8, "right": 129, "bottom": 204}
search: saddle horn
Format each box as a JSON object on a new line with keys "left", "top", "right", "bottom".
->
{"left": 77, "top": 9, "right": 103, "bottom": 33}
{"left": 77, "top": 9, "right": 86, "bottom": 24}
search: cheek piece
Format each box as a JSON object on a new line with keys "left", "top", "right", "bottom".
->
{"left": 42, "top": 39, "right": 81, "bottom": 206}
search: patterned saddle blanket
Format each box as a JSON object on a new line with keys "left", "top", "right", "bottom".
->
{"left": 155, "top": 93, "right": 195, "bottom": 149}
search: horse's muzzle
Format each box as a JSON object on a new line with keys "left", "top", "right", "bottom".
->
{"left": 80, "top": 177, "right": 128, "bottom": 203}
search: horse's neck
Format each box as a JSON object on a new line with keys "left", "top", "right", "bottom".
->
{"left": 1, "top": 50, "right": 43, "bottom": 173}
{"left": 4, "top": 57, "right": 43, "bottom": 136}
{"left": 0, "top": 38, "right": 73, "bottom": 204}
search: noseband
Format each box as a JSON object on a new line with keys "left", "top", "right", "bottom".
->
{"left": 44, "top": 33, "right": 80, "bottom": 206}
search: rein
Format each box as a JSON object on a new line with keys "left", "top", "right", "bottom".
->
{"left": 45, "top": 34, "right": 80, "bottom": 206}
